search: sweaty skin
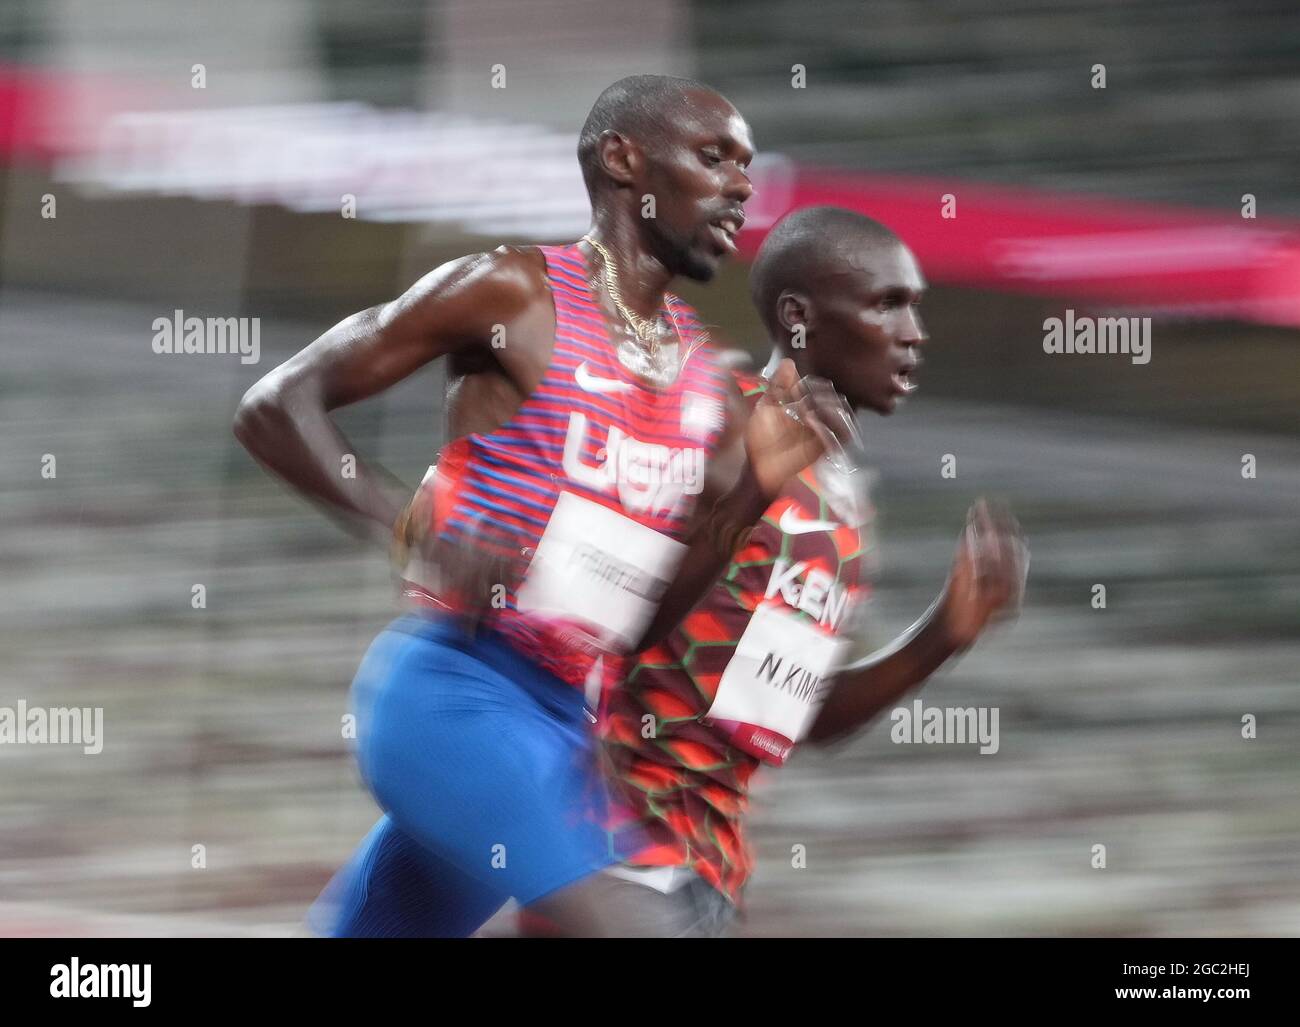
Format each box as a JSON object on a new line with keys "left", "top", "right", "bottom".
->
{"left": 234, "top": 87, "right": 759, "bottom": 536}
{"left": 231, "top": 85, "right": 858, "bottom": 937}
{"left": 232, "top": 89, "right": 852, "bottom": 653}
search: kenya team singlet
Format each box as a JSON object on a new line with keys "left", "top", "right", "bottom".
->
{"left": 601, "top": 372, "right": 876, "bottom": 901}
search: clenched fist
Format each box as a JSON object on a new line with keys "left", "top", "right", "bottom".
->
{"left": 938, "top": 498, "right": 1029, "bottom": 649}
{"left": 746, "top": 358, "right": 863, "bottom": 499}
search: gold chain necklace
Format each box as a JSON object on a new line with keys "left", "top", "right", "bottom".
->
{"left": 581, "top": 234, "right": 670, "bottom": 351}
{"left": 581, "top": 234, "right": 697, "bottom": 388}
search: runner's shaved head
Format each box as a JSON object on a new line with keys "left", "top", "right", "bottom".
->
{"left": 578, "top": 75, "right": 728, "bottom": 199}
{"left": 749, "top": 207, "right": 903, "bottom": 336}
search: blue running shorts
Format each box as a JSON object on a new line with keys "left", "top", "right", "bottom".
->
{"left": 309, "top": 612, "right": 616, "bottom": 937}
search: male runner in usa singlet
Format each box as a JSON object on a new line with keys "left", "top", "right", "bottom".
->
{"left": 233, "top": 78, "right": 854, "bottom": 937}
{"left": 585, "top": 207, "right": 1030, "bottom": 936}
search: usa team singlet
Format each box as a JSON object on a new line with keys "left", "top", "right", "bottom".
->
{"left": 404, "top": 241, "right": 731, "bottom": 686}
{"left": 311, "top": 243, "right": 733, "bottom": 935}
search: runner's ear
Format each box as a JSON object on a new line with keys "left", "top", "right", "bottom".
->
{"left": 775, "top": 291, "right": 810, "bottom": 335}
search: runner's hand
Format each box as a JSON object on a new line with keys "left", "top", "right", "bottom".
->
{"left": 746, "top": 358, "right": 862, "bottom": 499}
{"left": 938, "top": 498, "right": 1029, "bottom": 648}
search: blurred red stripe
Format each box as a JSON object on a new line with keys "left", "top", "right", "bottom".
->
{"left": 743, "top": 167, "right": 1300, "bottom": 326}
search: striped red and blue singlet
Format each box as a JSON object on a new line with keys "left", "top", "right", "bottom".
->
{"left": 420, "top": 241, "right": 731, "bottom": 688}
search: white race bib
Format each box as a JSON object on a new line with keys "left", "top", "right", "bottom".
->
{"left": 704, "top": 602, "right": 847, "bottom": 764}
{"left": 515, "top": 491, "right": 686, "bottom": 651}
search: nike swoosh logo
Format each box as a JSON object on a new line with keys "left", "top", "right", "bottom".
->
{"left": 575, "top": 362, "right": 632, "bottom": 393}
{"left": 779, "top": 508, "right": 840, "bottom": 535}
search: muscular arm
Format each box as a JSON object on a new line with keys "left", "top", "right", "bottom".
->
{"left": 232, "top": 247, "right": 543, "bottom": 545}
{"left": 806, "top": 499, "right": 1028, "bottom": 745}
{"left": 633, "top": 360, "right": 848, "bottom": 652}
{"left": 633, "top": 377, "right": 764, "bottom": 651}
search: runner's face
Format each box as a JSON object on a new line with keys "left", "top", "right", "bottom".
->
{"left": 811, "top": 242, "right": 927, "bottom": 414}
{"left": 639, "top": 92, "right": 754, "bottom": 282}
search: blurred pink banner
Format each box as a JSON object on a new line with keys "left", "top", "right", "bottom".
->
{"left": 742, "top": 166, "right": 1300, "bottom": 326}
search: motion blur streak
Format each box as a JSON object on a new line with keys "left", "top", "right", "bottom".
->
{"left": 2, "top": 0, "right": 1298, "bottom": 936}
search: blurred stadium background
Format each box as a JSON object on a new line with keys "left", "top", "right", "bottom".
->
{"left": 2, "top": 0, "right": 1298, "bottom": 936}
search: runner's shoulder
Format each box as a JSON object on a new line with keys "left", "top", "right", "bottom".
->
{"left": 451, "top": 244, "right": 550, "bottom": 307}
{"left": 396, "top": 244, "right": 550, "bottom": 334}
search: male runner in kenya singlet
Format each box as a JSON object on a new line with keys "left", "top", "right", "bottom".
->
{"left": 233, "top": 78, "right": 855, "bottom": 937}
{"left": 578, "top": 208, "right": 1030, "bottom": 937}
